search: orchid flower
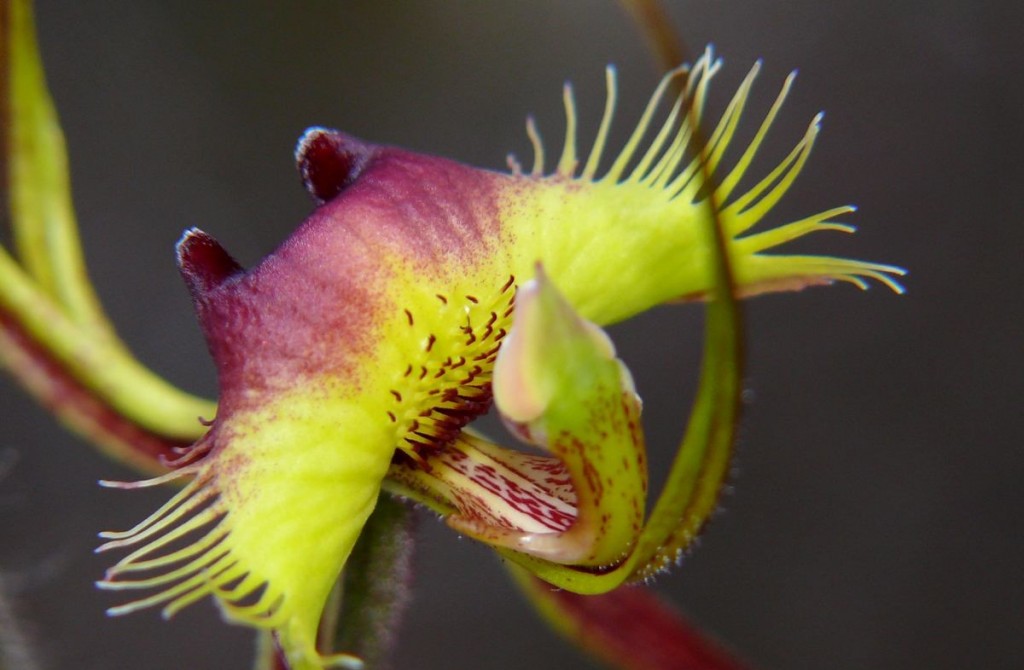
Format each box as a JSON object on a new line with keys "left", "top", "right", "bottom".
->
{"left": 1, "top": 1, "right": 904, "bottom": 668}
{"left": 95, "top": 54, "right": 902, "bottom": 668}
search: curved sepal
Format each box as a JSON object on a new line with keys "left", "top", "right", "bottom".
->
{"left": 0, "top": 0, "right": 214, "bottom": 468}
{"left": 3, "top": 0, "right": 108, "bottom": 330}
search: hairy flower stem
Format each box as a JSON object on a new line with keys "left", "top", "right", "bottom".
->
{"left": 254, "top": 495, "right": 416, "bottom": 670}
{"left": 332, "top": 494, "right": 416, "bottom": 668}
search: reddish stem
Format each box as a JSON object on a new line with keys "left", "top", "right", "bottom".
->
{"left": 0, "top": 305, "right": 192, "bottom": 471}
{"left": 527, "top": 576, "right": 752, "bottom": 670}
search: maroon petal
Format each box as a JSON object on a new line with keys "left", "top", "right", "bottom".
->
{"left": 295, "top": 127, "right": 376, "bottom": 203}
{"left": 175, "top": 227, "right": 243, "bottom": 301}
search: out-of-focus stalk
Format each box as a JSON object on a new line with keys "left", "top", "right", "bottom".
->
{"left": 0, "top": 572, "right": 41, "bottom": 670}
{"left": 0, "top": 0, "right": 215, "bottom": 473}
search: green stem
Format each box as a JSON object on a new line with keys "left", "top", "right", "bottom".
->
{"left": 1, "top": 0, "right": 216, "bottom": 454}
{"left": 251, "top": 494, "right": 417, "bottom": 670}
{"left": 332, "top": 494, "right": 417, "bottom": 669}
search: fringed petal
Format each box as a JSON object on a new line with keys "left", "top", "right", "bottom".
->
{"left": 499, "top": 46, "right": 905, "bottom": 328}
{"left": 99, "top": 386, "right": 395, "bottom": 670}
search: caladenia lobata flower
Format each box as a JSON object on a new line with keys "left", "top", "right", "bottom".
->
{"left": 80, "top": 45, "right": 906, "bottom": 669}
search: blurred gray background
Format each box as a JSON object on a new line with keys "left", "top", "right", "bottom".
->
{"left": 1, "top": 1, "right": 1021, "bottom": 668}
